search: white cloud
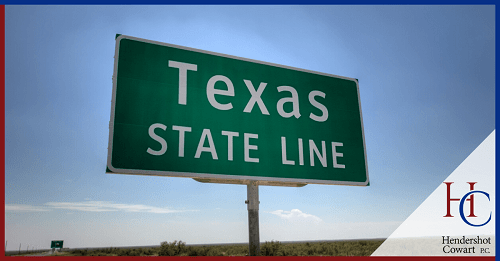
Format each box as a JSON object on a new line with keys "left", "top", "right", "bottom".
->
{"left": 44, "top": 201, "right": 193, "bottom": 214}
{"left": 269, "top": 209, "right": 322, "bottom": 223}
{"left": 6, "top": 201, "right": 193, "bottom": 214}
{"left": 5, "top": 204, "right": 50, "bottom": 212}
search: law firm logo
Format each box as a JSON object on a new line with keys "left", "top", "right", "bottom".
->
{"left": 443, "top": 182, "right": 492, "bottom": 227}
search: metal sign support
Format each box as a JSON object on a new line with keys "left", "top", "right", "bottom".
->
{"left": 245, "top": 181, "right": 260, "bottom": 256}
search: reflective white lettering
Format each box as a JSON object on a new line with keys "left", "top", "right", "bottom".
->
{"left": 147, "top": 123, "right": 167, "bottom": 156}
{"left": 277, "top": 86, "right": 301, "bottom": 119}
{"left": 207, "top": 75, "right": 234, "bottom": 110}
{"left": 222, "top": 131, "right": 239, "bottom": 161}
{"left": 281, "top": 137, "right": 295, "bottom": 165}
{"left": 168, "top": 61, "right": 197, "bottom": 105}
{"left": 309, "top": 140, "right": 327, "bottom": 167}
{"left": 172, "top": 125, "right": 192, "bottom": 157}
{"left": 298, "top": 138, "right": 304, "bottom": 165}
{"left": 309, "top": 90, "right": 328, "bottom": 122}
{"left": 195, "top": 129, "right": 218, "bottom": 160}
{"left": 243, "top": 80, "right": 269, "bottom": 115}
{"left": 332, "top": 142, "right": 345, "bottom": 168}
{"left": 244, "top": 133, "right": 259, "bottom": 163}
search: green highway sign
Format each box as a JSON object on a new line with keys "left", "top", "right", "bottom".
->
{"left": 107, "top": 35, "right": 369, "bottom": 186}
{"left": 51, "top": 241, "right": 63, "bottom": 249}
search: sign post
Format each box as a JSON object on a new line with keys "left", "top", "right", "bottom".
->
{"left": 246, "top": 181, "right": 260, "bottom": 256}
{"left": 107, "top": 35, "right": 369, "bottom": 256}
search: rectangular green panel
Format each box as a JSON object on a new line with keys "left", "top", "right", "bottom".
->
{"left": 107, "top": 35, "right": 369, "bottom": 186}
{"left": 51, "top": 241, "right": 63, "bottom": 249}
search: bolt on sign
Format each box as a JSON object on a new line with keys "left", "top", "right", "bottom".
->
{"left": 107, "top": 35, "right": 369, "bottom": 186}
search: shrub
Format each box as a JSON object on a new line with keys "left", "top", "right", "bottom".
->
{"left": 326, "top": 244, "right": 338, "bottom": 256}
{"left": 142, "top": 248, "right": 154, "bottom": 256}
{"left": 261, "top": 241, "right": 282, "bottom": 256}
{"left": 158, "top": 240, "right": 186, "bottom": 256}
{"left": 65, "top": 239, "right": 384, "bottom": 257}
{"left": 206, "top": 247, "right": 223, "bottom": 256}
{"left": 129, "top": 249, "right": 140, "bottom": 256}
{"left": 226, "top": 244, "right": 248, "bottom": 256}
{"left": 117, "top": 248, "right": 132, "bottom": 256}
{"left": 186, "top": 246, "right": 199, "bottom": 256}
{"left": 70, "top": 249, "right": 88, "bottom": 256}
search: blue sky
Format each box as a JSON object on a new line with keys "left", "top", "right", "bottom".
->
{"left": 4, "top": 5, "right": 495, "bottom": 250}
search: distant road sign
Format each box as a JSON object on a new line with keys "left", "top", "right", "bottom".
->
{"left": 50, "top": 241, "right": 63, "bottom": 249}
{"left": 107, "top": 35, "right": 368, "bottom": 186}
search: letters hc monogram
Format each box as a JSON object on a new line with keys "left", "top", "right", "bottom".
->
{"left": 443, "top": 182, "right": 491, "bottom": 227}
